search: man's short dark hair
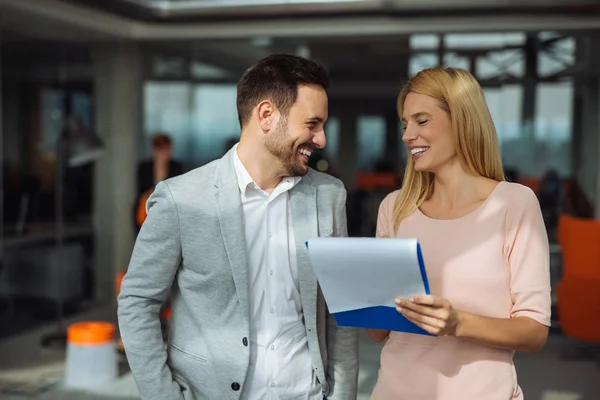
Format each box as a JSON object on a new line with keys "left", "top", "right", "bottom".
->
{"left": 236, "top": 54, "right": 330, "bottom": 129}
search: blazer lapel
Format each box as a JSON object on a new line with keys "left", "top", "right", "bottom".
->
{"left": 214, "top": 148, "right": 249, "bottom": 328}
{"left": 290, "top": 177, "right": 318, "bottom": 329}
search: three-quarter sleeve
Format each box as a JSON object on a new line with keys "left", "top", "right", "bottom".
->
{"left": 505, "top": 186, "right": 552, "bottom": 326}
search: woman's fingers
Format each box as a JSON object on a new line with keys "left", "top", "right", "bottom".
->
{"left": 400, "top": 312, "right": 441, "bottom": 335}
{"left": 398, "top": 307, "right": 443, "bottom": 329}
{"left": 396, "top": 299, "right": 442, "bottom": 319}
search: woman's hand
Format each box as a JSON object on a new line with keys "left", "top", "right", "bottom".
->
{"left": 395, "top": 295, "right": 462, "bottom": 336}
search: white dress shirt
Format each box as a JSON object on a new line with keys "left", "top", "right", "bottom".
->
{"left": 233, "top": 145, "right": 322, "bottom": 400}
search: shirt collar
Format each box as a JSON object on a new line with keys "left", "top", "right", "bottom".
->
{"left": 232, "top": 143, "right": 302, "bottom": 195}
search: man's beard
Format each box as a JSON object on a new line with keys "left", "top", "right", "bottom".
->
{"left": 265, "top": 121, "right": 310, "bottom": 177}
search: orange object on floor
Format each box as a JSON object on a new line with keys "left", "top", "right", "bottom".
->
{"left": 556, "top": 214, "right": 600, "bottom": 342}
{"left": 68, "top": 321, "right": 116, "bottom": 346}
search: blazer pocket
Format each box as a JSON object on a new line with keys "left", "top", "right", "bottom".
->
{"left": 170, "top": 344, "right": 209, "bottom": 364}
{"left": 168, "top": 345, "right": 212, "bottom": 399}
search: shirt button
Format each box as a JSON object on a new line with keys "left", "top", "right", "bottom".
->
{"left": 231, "top": 382, "right": 241, "bottom": 391}
{"left": 242, "top": 337, "right": 248, "bottom": 346}
{"left": 270, "top": 382, "right": 275, "bottom": 387}
{"left": 270, "top": 308, "right": 274, "bottom": 313}
{"left": 270, "top": 344, "right": 275, "bottom": 350}
{"left": 269, "top": 270, "right": 273, "bottom": 276}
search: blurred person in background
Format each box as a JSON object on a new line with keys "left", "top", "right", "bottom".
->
{"left": 118, "top": 54, "right": 358, "bottom": 400}
{"left": 135, "top": 133, "right": 184, "bottom": 231}
{"left": 369, "top": 67, "right": 550, "bottom": 400}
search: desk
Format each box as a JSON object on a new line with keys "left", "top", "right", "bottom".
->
{"left": 1, "top": 224, "right": 93, "bottom": 301}
{"left": 3, "top": 224, "right": 93, "bottom": 249}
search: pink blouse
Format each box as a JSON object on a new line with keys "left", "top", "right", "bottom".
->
{"left": 370, "top": 181, "right": 551, "bottom": 400}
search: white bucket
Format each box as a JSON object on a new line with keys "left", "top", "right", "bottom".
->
{"left": 64, "top": 321, "right": 118, "bottom": 390}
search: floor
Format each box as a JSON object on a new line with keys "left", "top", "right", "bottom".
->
{"left": 0, "top": 304, "right": 599, "bottom": 400}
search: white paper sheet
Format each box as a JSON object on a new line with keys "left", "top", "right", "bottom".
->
{"left": 307, "top": 237, "right": 428, "bottom": 314}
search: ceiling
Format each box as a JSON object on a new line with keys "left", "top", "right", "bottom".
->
{"left": 2, "top": 0, "right": 600, "bottom": 44}
{"left": 0, "top": 0, "right": 591, "bottom": 100}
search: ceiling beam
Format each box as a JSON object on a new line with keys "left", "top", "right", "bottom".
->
{"left": 132, "top": 15, "right": 600, "bottom": 41}
{"left": 82, "top": 0, "right": 600, "bottom": 19}
{"left": 3, "top": 0, "right": 600, "bottom": 43}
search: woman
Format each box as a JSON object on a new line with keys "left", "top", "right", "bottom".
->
{"left": 369, "top": 67, "right": 550, "bottom": 399}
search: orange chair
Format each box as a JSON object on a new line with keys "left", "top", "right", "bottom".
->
{"left": 115, "top": 271, "right": 126, "bottom": 297}
{"left": 114, "top": 270, "right": 171, "bottom": 354}
{"left": 115, "top": 270, "right": 171, "bottom": 320}
{"left": 136, "top": 189, "right": 153, "bottom": 227}
{"left": 556, "top": 214, "right": 600, "bottom": 342}
{"left": 115, "top": 271, "right": 126, "bottom": 354}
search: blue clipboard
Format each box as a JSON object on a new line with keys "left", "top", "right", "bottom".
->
{"left": 306, "top": 239, "right": 433, "bottom": 336}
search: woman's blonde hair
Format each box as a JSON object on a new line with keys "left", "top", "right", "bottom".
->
{"left": 392, "top": 66, "right": 505, "bottom": 232}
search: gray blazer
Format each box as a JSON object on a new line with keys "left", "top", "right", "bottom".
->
{"left": 118, "top": 147, "right": 359, "bottom": 400}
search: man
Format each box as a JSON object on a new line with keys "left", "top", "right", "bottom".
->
{"left": 118, "top": 54, "right": 359, "bottom": 400}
